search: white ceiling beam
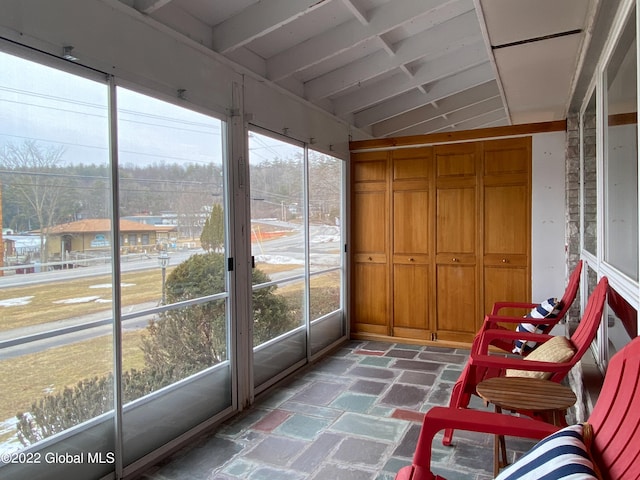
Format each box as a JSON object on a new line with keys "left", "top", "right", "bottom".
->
{"left": 341, "top": 0, "right": 369, "bottom": 25}
{"left": 304, "top": 10, "right": 481, "bottom": 100}
{"left": 351, "top": 61, "right": 495, "bottom": 127}
{"left": 378, "top": 37, "right": 395, "bottom": 56}
{"left": 428, "top": 108, "right": 508, "bottom": 134}
{"left": 391, "top": 97, "right": 505, "bottom": 136}
{"left": 371, "top": 81, "right": 500, "bottom": 136}
{"left": 336, "top": 42, "right": 488, "bottom": 117}
{"left": 212, "top": 0, "right": 328, "bottom": 54}
{"left": 134, "top": 0, "right": 173, "bottom": 14}
{"left": 267, "top": 0, "right": 473, "bottom": 81}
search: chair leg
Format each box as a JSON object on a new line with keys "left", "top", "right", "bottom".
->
{"left": 442, "top": 380, "right": 471, "bottom": 446}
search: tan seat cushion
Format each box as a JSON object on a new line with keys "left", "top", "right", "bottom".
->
{"left": 505, "top": 335, "right": 575, "bottom": 379}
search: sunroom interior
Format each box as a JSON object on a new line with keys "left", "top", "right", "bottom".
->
{"left": 0, "top": 0, "right": 638, "bottom": 479}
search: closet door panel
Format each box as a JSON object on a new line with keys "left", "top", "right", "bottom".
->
{"left": 393, "top": 263, "right": 431, "bottom": 338}
{"left": 482, "top": 137, "right": 531, "bottom": 317}
{"left": 351, "top": 152, "right": 390, "bottom": 334}
{"left": 436, "top": 186, "right": 476, "bottom": 254}
{"left": 394, "top": 189, "right": 429, "bottom": 255}
{"left": 391, "top": 147, "right": 432, "bottom": 337}
{"left": 433, "top": 143, "right": 481, "bottom": 342}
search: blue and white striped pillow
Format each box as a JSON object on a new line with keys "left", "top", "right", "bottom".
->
{"left": 494, "top": 424, "right": 598, "bottom": 480}
{"left": 512, "top": 298, "right": 559, "bottom": 354}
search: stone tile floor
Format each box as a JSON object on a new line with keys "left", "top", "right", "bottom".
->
{"left": 139, "top": 340, "right": 538, "bottom": 480}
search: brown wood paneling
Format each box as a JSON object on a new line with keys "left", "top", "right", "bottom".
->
{"left": 350, "top": 120, "right": 565, "bottom": 152}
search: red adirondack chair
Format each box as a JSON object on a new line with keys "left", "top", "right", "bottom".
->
{"left": 443, "top": 275, "right": 607, "bottom": 446}
{"left": 396, "top": 333, "right": 640, "bottom": 480}
{"left": 481, "top": 259, "right": 583, "bottom": 354}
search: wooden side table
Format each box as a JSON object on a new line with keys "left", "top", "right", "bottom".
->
{"left": 476, "top": 376, "right": 577, "bottom": 476}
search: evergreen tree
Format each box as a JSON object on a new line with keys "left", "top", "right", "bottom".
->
{"left": 200, "top": 203, "right": 224, "bottom": 252}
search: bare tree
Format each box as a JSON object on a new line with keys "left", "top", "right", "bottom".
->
{"left": 1, "top": 140, "right": 73, "bottom": 263}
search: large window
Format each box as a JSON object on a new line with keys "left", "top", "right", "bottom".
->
{"left": 115, "top": 87, "right": 231, "bottom": 465}
{"left": 0, "top": 44, "right": 346, "bottom": 479}
{"left": 582, "top": 90, "right": 597, "bottom": 256}
{"left": 604, "top": 7, "right": 638, "bottom": 280}
{"left": 308, "top": 149, "right": 345, "bottom": 353}
{"left": 579, "top": 4, "right": 638, "bottom": 371}
{"left": 249, "top": 131, "right": 307, "bottom": 388}
{"left": 0, "top": 52, "right": 233, "bottom": 477}
{"left": 248, "top": 131, "right": 346, "bottom": 389}
{"left": 0, "top": 51, "right": 114, "bottom": 477}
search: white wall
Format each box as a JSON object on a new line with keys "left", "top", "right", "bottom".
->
{"left": 531, "top": 131, "right": 567, "bottom": 301}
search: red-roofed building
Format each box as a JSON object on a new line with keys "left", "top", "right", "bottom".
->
{"left": 43, "top": 218, "right": 177, "bottom": 259}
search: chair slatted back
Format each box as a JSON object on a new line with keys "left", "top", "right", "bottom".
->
{"left": 569, "top": 276, "right": 608, "bottom": 359}
{"left": 589, "top": 335, "right": 640, "bottom": 480}
{"left": 555, "top": 260, "right": 583, "bottom": 322}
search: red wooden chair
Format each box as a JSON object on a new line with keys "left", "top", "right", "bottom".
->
{"left": 480, "top": 259, "right": 583, "bottom": 354}
{"left": 443, "top": 275, "right": 607, "bottom": 446}
{"left": 396, "top": 332, "right": 640, "bottom": 480}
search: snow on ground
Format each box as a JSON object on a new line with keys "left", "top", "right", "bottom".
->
{"left": 53, "top": 296, "right": 102, "bottom": 304}
{"left": 0, "top": 296, "right": 34, "bottom": 307}
{"left": 0, "top": 417, "right": 22, "bottom": 454}
{"left": 255, "top": 255, "right": 304, "bottom": 265}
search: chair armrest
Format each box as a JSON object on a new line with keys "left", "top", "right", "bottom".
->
{"left": 491, "top": 301, "right": 537, "bottom": 316}
{"left": 483, "top": 314, "right": 554, "bottom": 327}
{"left": 470, "top": 352, "right": 575, "bottom": 374}
{"left": 403, "top": 407, "right": 557, "bottom": 479}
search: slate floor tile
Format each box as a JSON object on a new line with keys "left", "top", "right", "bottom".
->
{"left": 330, "top": 413, "right": 408, "bottom": 443}
{"left": 274, "top": 414, "right": 332, "bottom": 440}
{"left": 384, "top": 348, "right": 418, "bottom": 359}
{"left": 349, "top": 379, "right": 389, "bottom": 395}
{"left": 380, "top": 384, "right": 429, "bottom": 408}
{"left": 244, "top": 436, "right": 308, "bottom": 467}
{"left": 398, "top": 370, "right": 437, "bottom": 386}
{"left": 248, "top": 466, "right": 305, "bottom": 480}
{"left": 139, "top": 342, "right": 534, "bottom": 480}
{"left": 310, "top": 464, "right": 375, "bottom": 480}
{"left": 330, "top": 392, "right": 377, "bottom": 413}
{"left": 332, "top": 437, "right": 389, "bottom": 467}
{"left": 358, "top": 356, "right": 395, "bottom": 367}
{"left": 392, "top": 359, "right": 442, "bottom": 372}
{"left": 289, "top": 380, "right": 345, "bottom": 405}
{"left": 289, "top": 432, "right": 343, "bottom": 473}
{"left": 349, "top": 365, "right": 397, "bottom": 379}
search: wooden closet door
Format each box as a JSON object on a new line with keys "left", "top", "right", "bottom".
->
{"left": 391, "top": 148, "right": 433, "bottom": 339}
{"left": 482, "top": 138, "right": 531, "bottom": 317}
{"left": 350, "top": 151, "right": 390, "bottom": 334}
{"left": 434, "top": 143, "right": 481, "bottom": 343}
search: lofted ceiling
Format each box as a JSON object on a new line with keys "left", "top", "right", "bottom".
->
{"left": 119, "top": 0, "right": 598, "bottom": 138}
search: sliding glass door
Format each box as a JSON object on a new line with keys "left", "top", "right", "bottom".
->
{"left": 0, "top": 49, "right": 114, "bottom": 480}
{"left": 115, "top": 87, "right": 232, "bottom": 465}
{"left": 248, "top": 131, "right": 307, "bottom": 390}
{"left": 248, "top": 130, "right": 346, "bottom": 391}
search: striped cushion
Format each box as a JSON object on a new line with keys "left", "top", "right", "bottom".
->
{"left": 494, "top": 424, "right": 598, "bottom": 479}
{"left": 512, "top": 298, "right": 560, "bottom": 354}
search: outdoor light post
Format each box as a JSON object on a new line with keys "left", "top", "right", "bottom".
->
{"left": 158, "top": 251, "right": 170, "bottom": 305}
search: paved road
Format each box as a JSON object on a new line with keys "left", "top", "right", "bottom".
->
{"left": 0, "top": 222, "right": 342, "bottom": 359}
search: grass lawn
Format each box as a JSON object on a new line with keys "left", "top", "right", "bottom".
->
{"left": 0, "top": 330, "right": 147, "bottom": 445}
{"left": 0, "top": 260, "right": 321, "bottom": 447}
{"left": 0, "top": 269, "right": 170, "bottom": 332}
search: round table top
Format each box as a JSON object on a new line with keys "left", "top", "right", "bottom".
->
{"left": 476, "top": 376, "right": 577, "bottom": 412}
